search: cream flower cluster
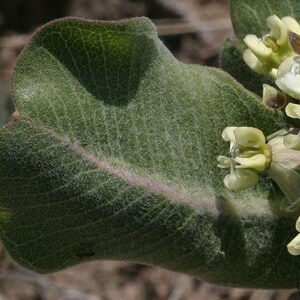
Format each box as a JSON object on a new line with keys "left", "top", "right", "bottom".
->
{"left": 218, "top": 126, "right": 300, "bottom": 255}
{"left": 243, "top": 15, "right": 300, "bottom": 120}
{"left": 243, "top": 15, "right": 300, "bottom": 77}
{"left": 217, "top": 127, "right": 271, "bottom": 190}
{"left": 217, "top": 14, "right": 300, "bottom": 256}
{"left": 218, "top": 127, "right": 300, "bottom": 201}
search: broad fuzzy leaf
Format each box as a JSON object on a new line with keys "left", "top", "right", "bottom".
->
{"left": 0, "top": 17, "right": 297, "bottom": 288}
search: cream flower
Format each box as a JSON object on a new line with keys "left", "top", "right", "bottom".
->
{"left": 217, "top": 127, "right": 271, "bottom": 190}
{"left": 243, "top": 15, "right": 299, "bottom": 76}
{"left": 218, "top": 128, "right": 300, "bottom": 211}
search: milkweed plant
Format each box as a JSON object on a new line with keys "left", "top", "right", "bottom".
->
{"left": 2, "top": 0, "right": 300, "bottom": 290}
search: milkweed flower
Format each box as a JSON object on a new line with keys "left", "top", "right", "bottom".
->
{"left": 217, "top": 127, "right": 271, "bottom": 190}
{"left": 243, "top": 15, "right": 300, "bottom": 121}
{"left": 243, "top": 15, "right": 300, "bottom": 77}
{"left": 217, "top": 127, "right": 300, "bottom": 210}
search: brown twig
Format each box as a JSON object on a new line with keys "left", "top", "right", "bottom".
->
{"left": 154, "top": 18, "right": 232, "bottom": 36}
{"left": 0, "top": 34, "right": 30, "bottom": 48}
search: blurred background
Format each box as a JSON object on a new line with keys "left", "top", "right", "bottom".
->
{"left": 0, "top": 1, "right": 299, "bottom": 299}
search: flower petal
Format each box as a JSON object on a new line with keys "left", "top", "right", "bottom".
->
{"left": 217, "top": 155, "right": 232, "bottom": 168}
{"left": 224, "top": 169, "right": 259, "bottom": 190}
{"left": 221, "top": 127, "right": 237, "bottom": 142}
{"left": 267, "top": 15, "right": 288, "bottom": 46}
{"left": 276, "top": 56, "right": 300, "bottom": 100}
{"left": 234, "top": 154, "right": 267, "bottom": 171}
{"left": 282, "top": 16, "right": 300, "bottom": 34}
{"left": 285, "top": 102, "right": 300, "bottom": 119}
{"left": 233, "top": 127, "right": 266, "bottom": 148}
{"left": 296, "top": 216, "right": 300, "bottom": 232}
{"left": 287, "top": 233, "right": 300, "bottom": 255}
{"left": 244, "top": 34, "right": 272, "bottom": 58}
{"left": 221, "top": 126, "right": 237, "bottom": 152}
{"left": 269, "top": 135, "right": 300, "bottom": 169}
{"left": 283, "top": 133, "right": 300, "bottom": 150}
{"left": 268, "top": 161, "right": 300, "bottom": 209}
{"left": 242, "top": 49, "right": 273, "bottom": 74}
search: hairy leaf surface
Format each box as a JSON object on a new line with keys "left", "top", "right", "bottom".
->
{"left": 0, "top": 17, "right": 297, "bottom": 288}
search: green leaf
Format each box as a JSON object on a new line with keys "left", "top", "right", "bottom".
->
{"left": 0, "top": 80, "right": 13, "bottom": 126}
{"left": 222, "top": 0, "right": 300, "bottom": 95}
{"left": 0, "top": 17, "right": 297, "bottom": 288}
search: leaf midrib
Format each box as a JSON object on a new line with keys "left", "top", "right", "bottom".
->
{"left": 7, "top": 115, "right": 218, "bottom": 211}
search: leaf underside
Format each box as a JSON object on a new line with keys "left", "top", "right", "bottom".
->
{"left": 0, "top": 16, "right": 298, "bottom": 288}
